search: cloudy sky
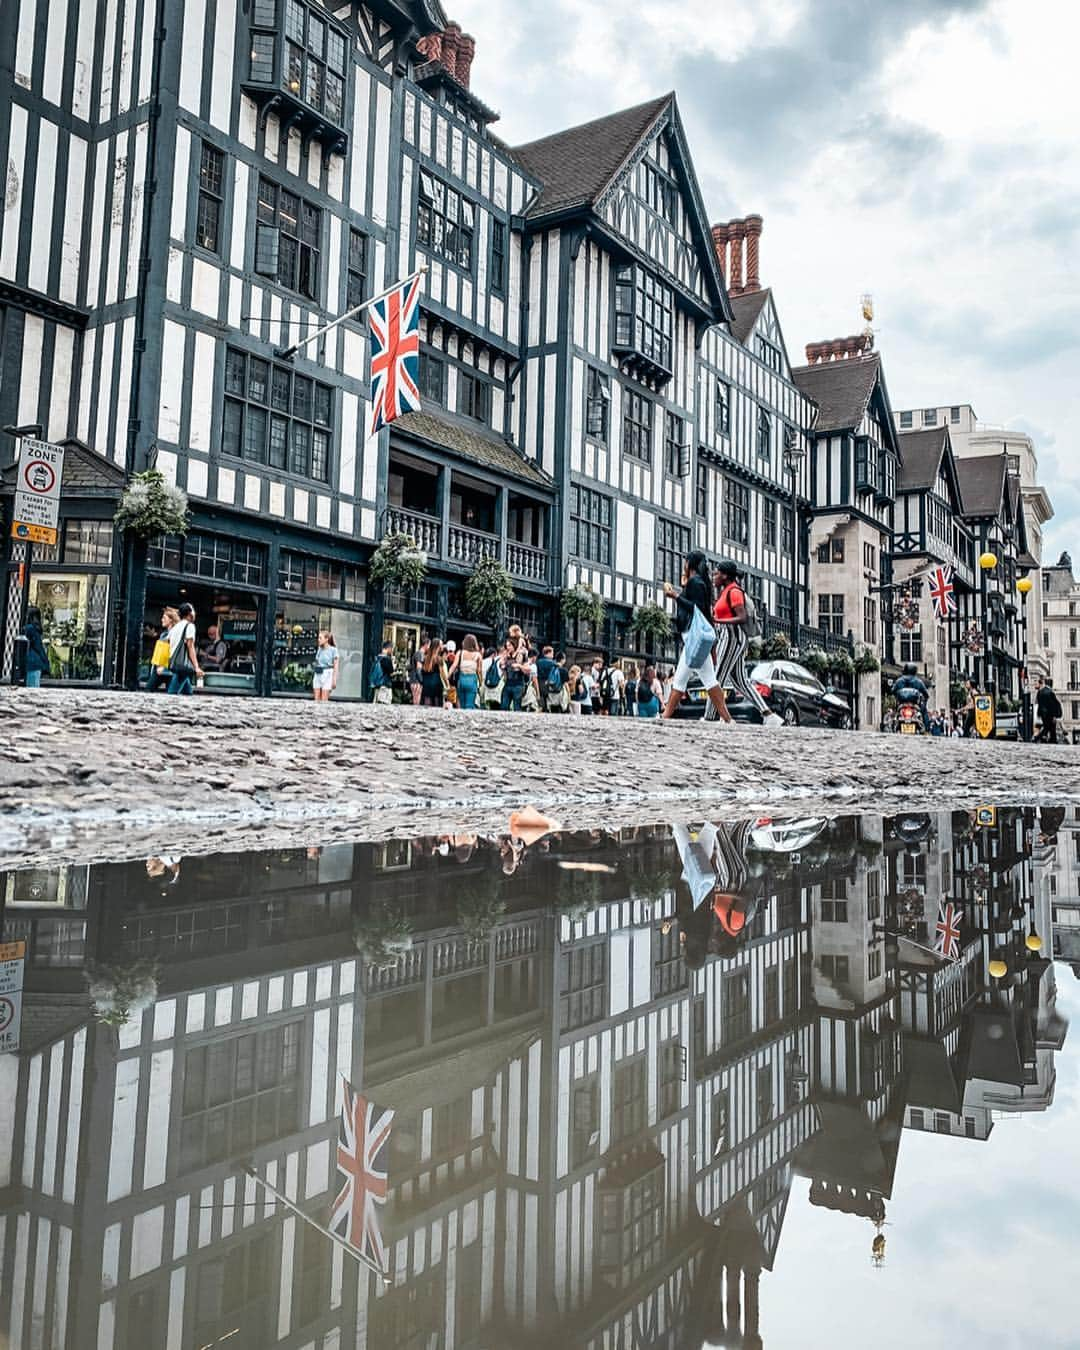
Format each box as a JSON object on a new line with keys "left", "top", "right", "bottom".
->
{"left": 454, "top": 0, "right": 1080, "bottom": 559}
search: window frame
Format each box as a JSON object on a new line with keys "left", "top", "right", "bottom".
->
{"left": 763, "top": 499, "right": 777, "bottom": 549}
{"left": 222, "top": 346, "right": 334, "bottom": 484}
{"left": 756, "top": 406, "right": 771, "bottom": 458}
{"left": 622, "top": 387, "right": 654, "bottom": 464}
{"left": 345, "top": 227, "right": 368, "bottom": 310}
{"left": 489, "top": 219, "right": 506, "bottom": 294}
{"left": 457, "top": 369, "right": 490, "bottom": 425}
{"left": 723, "top": 478, "right": 750, "bottom": 547}
{"left": 254, "top": 176, "right": 322, "bottom": 301}
{"left": 613, "top": 264, "right": 673, "bottom": 373}
{"left": 569, "top": 485, "right": 613, "bottom": 567}
{"left": 196, "top": 142, "right": 225, "bottom": 255}
{"left": 664, "top": 410, "right": 687, "bottom": 478}
{"left": 715, "top": 380, "right": 731, "bottom": 436}
{"left": 656, "top": 517, "right": 691, "bottom": 588}
{"left": 818, "top": 593, "right": 845, "bottom": 636}
{"left": 417, "top": 170, "right": 475, "bottom": 272}
{"left": 585, "top": 368, "right": 610, "bottom": 445}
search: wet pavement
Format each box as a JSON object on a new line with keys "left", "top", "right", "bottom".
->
{"left": 2, "top": 803, "right": 1079, "bottom": 1348}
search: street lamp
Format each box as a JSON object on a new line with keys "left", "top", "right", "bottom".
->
{"left": 978, "top": 551, "right": 997, "bottom": 696}
{"left": 1017, "top": 575, "right": 1033, "bottom": 741}
{"left": 782, "top": 432, "right": 806, "bottom": 640}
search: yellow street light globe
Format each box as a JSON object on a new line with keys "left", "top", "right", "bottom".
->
{"left": 988, "top": 958, "right": 1008, "bottom": 979}
{"left": 1017, "top": 576, "right": 1034, "bottom": 594}
{"left": 979, "top": 551, "right": 999, "bottom": 571}
{"left": 1026, "top": 932, "right": 1043, "bottom": 952}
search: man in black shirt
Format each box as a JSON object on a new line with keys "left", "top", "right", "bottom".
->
{"left": 1036, "top": 677, "right": 1063, "bottom": 743}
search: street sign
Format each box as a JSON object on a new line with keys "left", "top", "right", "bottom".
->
{"left": 974, "top": 694, "right": 995, "bottom": 739}
{"left": 11, "top": 438, "right": 65, "bottom": 546}
{"left": 0, "top": 940, "right": 25, "bottom": 1054}
{"left": 975, "top": 805, "right": 997, "bottom": 828}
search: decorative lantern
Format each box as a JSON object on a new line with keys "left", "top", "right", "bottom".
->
{"left": 988, "top": 957, "right": 1008, "bottom": 979}
{"left": 979, "top": 552, "right": 998, "bottom": 571}
{"left": 1017, "top": 577, "right": 1033, "bottom": 595}
{"left": 1025, "top": 932, "right": 1043, "bottom": 952}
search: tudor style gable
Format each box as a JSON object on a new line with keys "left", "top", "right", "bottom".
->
{"left": 728, "top": 288, "right": 793, "bottom": 379}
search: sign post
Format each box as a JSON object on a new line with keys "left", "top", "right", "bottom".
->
{"left": 974, "top": 693, "right": 995, "bottom": 740}
{"left": 0, "top": 940, "right": 26, "bottom": 1054}
{"left": 11, "top": 438, "right": 65, "bottom": 546}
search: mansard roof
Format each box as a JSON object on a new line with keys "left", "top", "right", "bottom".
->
{"left": 956, "top": 453, "right": 1008, "bottom": 518}
{"left": 790, "top": 354, "right": 882, "bottom": 434}
{"left": 511, "top": 96, "right": 672, "bottom": 218}
{"left": 393, "top": 410, "right": 553, "bottom": 488}
{"left": 728, "top": 288, "right": 771, "bottom": 345}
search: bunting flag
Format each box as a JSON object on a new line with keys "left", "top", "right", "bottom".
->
{"left": 928, "top": 564, "right": 957, "bottom": 621}
{"left": 330, "top": 1082, "right": 394, "bottom": 1272}
{"left": 934, "top": 900, "right": 962, "bottom": 960}
{"left": 369, "top": 273, "right": 422, "bottom": 435}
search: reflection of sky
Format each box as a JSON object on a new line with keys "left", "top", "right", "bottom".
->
{"left": 765, "top": 968, "right": 1080, "bottom": 1349}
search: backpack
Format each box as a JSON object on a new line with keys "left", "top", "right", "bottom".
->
{"left": 547, "top": 664, "right": 563, "bottom": 693}
{"left": 600, "top": 669, "right": 612, "bottom": 699}
{"left": 369, "top": 656, "right": 387, "bottom": 688}
{"left": 485, "top": 658, "right": 503, "bottom": 689}
{"left": 721, "top": 582, "right": 761, "bottom": 638}
{"left": 637, "top": 679, "right": 654, "bottom": 704}
{"left": 624, "top": 677, "right": 637, "bottom": 705}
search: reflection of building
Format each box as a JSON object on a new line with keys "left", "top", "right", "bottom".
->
{"left": 0, "top": 812, "right": 1070, "bottom": 1347}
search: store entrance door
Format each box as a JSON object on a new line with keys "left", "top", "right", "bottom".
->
{"left": 143, "top": 579, "right": 262, "bottom": 694}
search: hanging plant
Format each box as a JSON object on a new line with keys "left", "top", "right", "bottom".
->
{"left": 368, "top": 531, "right": 428, "bottom": 590}
{"left": 465, "top": 556, "right": 515, "bottom": 624}
{"left": 456, "top": 889, "right": 507, "bottom": 939}
{"left": 801, "top": 646, "right": 830, "bottom": 678}
{"left": 763, "top": 632, "right": 791, "bottom": 660}
{"left": 561, "top": 582, "right": 605, "bottom": 629}
{"left": 828, "top": 649, "right": 855, "bottom": 678}
{"left": 629, "top": 602, "right": 673, "bottom": 648}
{"left": 114, "top": 469, "right": 189, "bottom": 539}
{"left": 353, "top": 902, "right": 414, "bottom": 971}
{"left": 86, "top": 958, "right": 159, "bottom": 1027}
{"left": 852, "top": 647, "right": 880, "bottom": 677}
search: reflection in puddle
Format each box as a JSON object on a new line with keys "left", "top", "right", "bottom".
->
{"left": 0, "top": 805, "right": 1076, "bottom": 1347}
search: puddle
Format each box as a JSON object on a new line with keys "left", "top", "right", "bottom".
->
{"left": 1, "top": 804, "right": 1077, "bottom": 1347}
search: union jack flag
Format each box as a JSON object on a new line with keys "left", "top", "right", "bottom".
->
{"left": 330, "top": 1082, "right": 394, "bottom": 1271}
{"left": 368, "top": 274, "right": 422, "bottom": 435}
{"left": 934, "top": 900, "right": 962, "bottom": 960}
{"left": 928, "top": 564, "right": 957, "bottom": 621}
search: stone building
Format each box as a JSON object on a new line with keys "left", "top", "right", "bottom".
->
{"left": 1041, "top": 552, "right": 1080, "bottom": 741}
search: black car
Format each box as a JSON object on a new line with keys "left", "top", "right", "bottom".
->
{"left": 726, "top": 660, "right": 853, "bottom": 729}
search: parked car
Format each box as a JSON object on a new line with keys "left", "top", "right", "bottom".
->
{"left": 727, "top": 660, "right": 854, "bottom": 729}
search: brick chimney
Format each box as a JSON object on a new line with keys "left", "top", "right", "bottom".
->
{"left": 711, "top": 222, "right": 728, "bottom": 284}
{"left": 727, "top": 221, "right": 745, "bottom": 297}
{"left": 416, "top": 20, "right": 477, "bottom": 89}
{"left": 804, "top": 333, "right": 874, "bottom": 364}
{"left": 455, "top": 33, "right": 476, "bottom": 87}
{"left": 441, "top": 21, "right": 461, "bottom": 79}
{"left": 743, "top": 214, "right": 763, "bottom": 294}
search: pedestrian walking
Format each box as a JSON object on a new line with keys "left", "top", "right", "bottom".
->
{"left": 22, "top": 605, "right": 50, "bottom": 688}
{"left": 408, "top": 639, "right": 426, "bottom": 706}
{"left": 635, "top": 664, "right": 663, "bottom": 717}
{"left": 451, "top": 634, "right": 483, "bottom": 710}
{"left": 420, "top": 638, "right": 449, "bottom": 707}
{"left": 624, "top": 662, "right": 639, "bottom": 709}
{"left": 166, "top": 602, "right": 202, "bottom": 695}
{"left": 567, "top": 664, "right": 585, "bottom": 714}
{"left": 607, "top": 659, "right": 626, "bottom": 715}
{"left": 706, "top": 559, "right": 782, "bottom": 729}
{"left": 482, "top": 646, "right": 503, "bottom": 708}
{"left": 960, "top": 678, "right": 977, "bottom": 737}
{"left": 370, "top": 640, "right": 395, "bottom": 704}
{"left": 500, "top": 638, "right": 529, "bottom": 711}
{"left": 146, "top": 608, "right": 178, "bottom": 692}
{"left": 661, "top": 551, "right": 728, "bottom": 721}
{"left": 1036, "top": 677, "right": 1063, "bottom": 743}
{"left": 312, "top": 629, "right": 339, "bottom": 701}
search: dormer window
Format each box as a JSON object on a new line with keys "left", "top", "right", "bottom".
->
{"left": 613, "top": 265, "right": 673, "bottom": 381}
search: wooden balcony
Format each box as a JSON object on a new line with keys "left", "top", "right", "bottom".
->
{"left": 383, "top": 506, "right": 549, "bottom": 585}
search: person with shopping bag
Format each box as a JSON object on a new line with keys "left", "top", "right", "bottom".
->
{"left": 660, "top": 551, "right": 728, "bottom": 721}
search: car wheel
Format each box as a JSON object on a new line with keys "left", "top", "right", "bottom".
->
{"left": 784, "top": 703, "right": 800, "bottom": 727}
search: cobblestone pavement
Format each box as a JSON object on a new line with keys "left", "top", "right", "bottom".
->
{"left": 2, "top": 689, "right": 1079, "bottom": 867}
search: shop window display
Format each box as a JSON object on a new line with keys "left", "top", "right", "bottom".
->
{"left": 29, "top": 574, "right": 110, "bottom": 682}
{"left": 143, "top": 585, "right": 261, "bottom": 692}
{"left": 273, "top": 600, "right": 364, "bottom": 698}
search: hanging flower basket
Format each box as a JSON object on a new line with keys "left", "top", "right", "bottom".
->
{"left": 456, "top": 891, "right": 507, "bottom": 938}
{"left": 629, "top": 602, "right": 673, "bottom": 649}
{"left": 86, "top": 958, "right": 159, "bottom": 1027}
{"left": 762, "top": 632, "right": 791, "bottom": 660}
{"left": 801, "top": 646, "right": 830, "bottom": 678}
{"left": 746, "top": 637, "right": 764, "bottom": 662}
{"left": 114, "top": 470, "right": 189, "bottom": 540}
{"left": 368, "top": 532, "right": 428, "bottom": 590}
{"left": 353, "top": 903, "right": 415, "bottom": 971}
{"left": 465, "top": 556, "right": 515, "bottom": 625}
{"left": 561, "top": 583, "right": 605, "bottom": 629}
{"left": 828, "top": 649, "right": 855, "bottom": 678}
{"left": 852, "top": 648, "right": 880, "bottom": 677}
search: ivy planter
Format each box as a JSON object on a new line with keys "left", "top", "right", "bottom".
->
{"left": 368, "top": 532, "right": 428, "bottom": 590}
{"left": 465, "top": 557, "right": 515, "bottom": 626}
{"left": 114, "top": 470, "right": 189, "bottom": 540}
{"left": 629, "top": 602, "right": 673, "bottom": 652}
{"left": 561, "top": 583, "right": 605, "bottom": 630}
{"left": 827, "top": 649, "right": 855, "bottom": 679}
{"left": 853, "top": 648, "right": 881, "bottom": 677}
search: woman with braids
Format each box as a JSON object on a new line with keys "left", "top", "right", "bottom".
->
{"left": 661, "top": 550, "right": 728, "bottom": 721}
{"left": 705, "top": 559, "right": 784, "bottom": 729}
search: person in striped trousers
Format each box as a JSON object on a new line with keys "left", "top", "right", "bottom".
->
{"left": 705, "top": 560, "right": 784, "bottom": 729}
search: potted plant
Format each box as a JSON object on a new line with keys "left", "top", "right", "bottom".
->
{"left": 368, "top": 531, "right": 428, "bottom": 590}
{"left": 801, "top": 646, "right": 830, "bottom": 679}
{"left": 629, "top": 602, "right": 673, "bottom": 653}
{"left": 114, "top": 469, "right": 190, "bottom": 539}
{"left": 465, "top": 556, "right": 515, "bottom": 626}
{"left": 561, "top": 582, "right": 605, "bottom": 630}
{"left": 853, "top": 647, "right": 880, "bottom": 677}
{"left": 87, "top": 958, "right": 159, "bottom": 1027}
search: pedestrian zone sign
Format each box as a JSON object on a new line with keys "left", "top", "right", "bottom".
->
{"left": 976, "top": 806, "right": 997, "bottom": 828}
{"left": 974, "top": 694, "right": 995, "bottom": 739}
{"left": 11, "top": 438, "right": 65, "bottom": 546}
{"left": 0, "top": 940, "right": 26, "bottom": 1054}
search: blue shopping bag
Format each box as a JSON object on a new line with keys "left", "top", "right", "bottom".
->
{"left": 683, "top": 605, "right": 716, "bottom": 668}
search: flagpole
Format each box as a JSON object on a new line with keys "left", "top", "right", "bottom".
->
{"left": 274, "top": 265, "right": 428, "bottom": 361}
{"left": 241, "top": 1164, "right": 392, "bottom": 1284}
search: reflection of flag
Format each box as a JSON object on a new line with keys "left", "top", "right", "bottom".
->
{"left": 928, "top": 565, "right": 956, "bottom": 621}
{"left": 369, "top": 275, "right": 422, "bottom": 435}
{"left": 934, "top": 901, "right": 962, "bottom": 960}
{"left": 330, "top": 1082, "right": 394, "bottom": 1271}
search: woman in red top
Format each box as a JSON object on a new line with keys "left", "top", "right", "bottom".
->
{"left": 706, "top": 560, "right": 783, "bottom": 729}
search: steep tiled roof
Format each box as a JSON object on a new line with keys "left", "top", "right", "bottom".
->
{"left": 790, "top": 354, "right": 880, "bottom": 434}
{"left": 728, "top": 288, "right": 770, "bottom": 346}
{"left": 956, "top": 453, "right": 1007, "bottom": 518}
{"left": 897, "top": 427, "right": 949, "bottom": 491}
{"left": 0, "top": 439, "right": 125, "bottom": 495}
{"left": 393, "top": 410, "right": 552, "bottom": 488}
{"left": 511, "top": 95, "right": 672, "bottom": 218}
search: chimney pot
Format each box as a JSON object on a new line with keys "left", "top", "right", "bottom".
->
{"left": 455, "top": 33, "right": 476, "bottom": 87}
{"left": 441, "top": 21, "right": 461, "bottom": 79}
{"left": 711, "top": 222, "right": 728, "bottom": 283}
{"left": 743, "top": 214, "right": 763, "bottom": 293}
{"left": 728, "top": 221, "right": 745, "bottom": 297}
